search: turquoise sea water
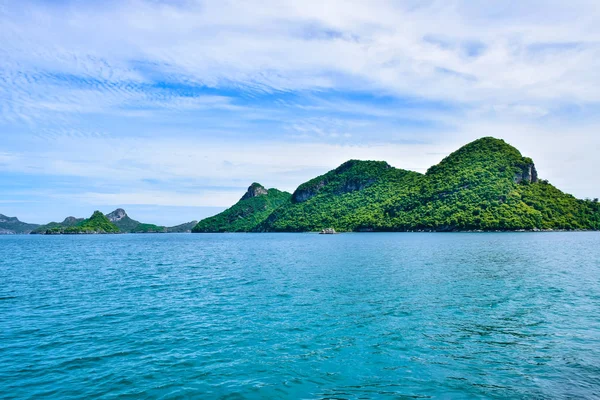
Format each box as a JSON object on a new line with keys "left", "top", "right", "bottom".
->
{"left": 1, "top": 233, "right": 599, "bottom": 399}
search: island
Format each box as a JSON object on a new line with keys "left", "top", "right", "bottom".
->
{"left": 192, "top": 137, "right": 600, "bottom": 232}
{"left": 2, "top": 137, "right": 598, "bottom": 235}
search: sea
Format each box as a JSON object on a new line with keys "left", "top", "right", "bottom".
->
{"left": 1, "top": 232, "right": 599, "bottom": 399}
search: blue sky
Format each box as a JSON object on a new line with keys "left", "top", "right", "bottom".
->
{"left": 1, "top": 0, "right": 600, "bottom": 225}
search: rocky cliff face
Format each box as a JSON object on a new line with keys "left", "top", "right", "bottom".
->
{"left": 515, "top": 163, "right": 538, "bottom": 184}
{"left": 292, "top": 178, "right": 377, "bottom": 203}
{"left": 292, "top": 160, "right": 390, "bottom": 204}
{"left": 292, "top": 181, "right": 326, "bottom": 203}
{"left": 240, "top": 183, "right": 269, "bottom": 201}
{"left": 106, "top": 208, "right": 127, "bottom": 222}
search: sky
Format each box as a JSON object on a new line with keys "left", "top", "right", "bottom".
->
{"left": 1, "top": 0, "right": 600, "bottom": 225}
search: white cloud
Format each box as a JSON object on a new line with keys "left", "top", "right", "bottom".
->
{"left": 2, "top": 0, "right": 600, "bottom": 105}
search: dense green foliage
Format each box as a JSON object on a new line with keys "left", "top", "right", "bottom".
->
{"left": 377, "top": 138, "right": 600, "bottom": 231}
{"left": 130, "top": 223, "right": 167, "bottom": 233}
{"left": 111, "top": 215, "right": 143, "bottom": 232}
{"left": 0, "top": 214, "right": 39, "bottom": 234}
{"left": 29, "top": 209, "right": 197, "bottom": 235}
{"left": 193, "top": 184, "right": 291, "bottom": 232}
{"left": 44, "top": 211, "right": 120, "bottom": 234}
{"left": 258, "top": 161, "right": 423, "bottom": 231}
{"left": 129, "top": 220, "right": 199, "bottom": 233}
{"left": 194, "top": 137, "right": 600, "bottom": 232}
{"left": 31, "top": 217, "right": 83, "bottom": 234}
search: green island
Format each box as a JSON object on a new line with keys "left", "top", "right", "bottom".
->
{"left": 2, "top": 137, "right": 598, "bottom": 235}
{"left": 43, "top": 211, "right": 120, "bottom": 234}
{"left": 193, "top": 137, "right": 600, "bottom": 232}
{"left": 26, "top": 208, "right": 197, "bottom": 235}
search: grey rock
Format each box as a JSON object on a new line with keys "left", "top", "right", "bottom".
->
{"left": 514, "top": 163, "right": 538, "bottom": 184}
{"left": 106, "top": 208, "right": 127, "bottom": 222}
{"left": 240, "top": 183, "right": 268, "bottom": 201}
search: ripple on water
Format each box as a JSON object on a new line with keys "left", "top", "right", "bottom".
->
{"left": 1, "top": 232, "right": 600, "bottom": 399}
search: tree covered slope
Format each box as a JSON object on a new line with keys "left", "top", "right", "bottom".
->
{"left": 380, "top": 137, "right": 599, "bottom": 231}
{"left": 31, "top": 208, "right": 197, "bottom": 234}
{"left": 43, "top": 211, "right": 120, "bottom": 234}
{"left": 257, "top": 160, "right": 423, "bottom": 232}
{"left": 31, "top": 217, "right": 84, "bottom": 234}
{"left": 193, "top": 137, "right": 599, "bottom": 232}
{"left": 192, "top": 183, "right": 291, "bottom": 232}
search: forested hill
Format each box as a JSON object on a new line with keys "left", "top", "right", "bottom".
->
{"left": 194, "top": 137, "right": 600, "bottom": 232}
{"left": 192, "top": 184, "right": 292, "bottom": 232}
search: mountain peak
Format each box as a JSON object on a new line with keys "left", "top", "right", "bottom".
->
{"left": 426, "top": 137, "right": 537, "bottom": 183}
{"left": 106, "top": 208, "right": 128, "bottom": 222}
{"left": 240, "top": 183, "right": 268, "bottom": 201}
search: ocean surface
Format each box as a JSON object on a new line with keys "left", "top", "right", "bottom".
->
{"left": 1, "top": 233, "right": 599, "bottom": 399}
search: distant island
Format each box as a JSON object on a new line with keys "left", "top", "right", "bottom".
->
{"left": 2, "top": 137, "right": 599, "bottom": 235}
{"left": 193, "top": 137, "right": 600, "bottom": 232}
{"left": 0, "top": 209, "right": 197, "bottom": 235}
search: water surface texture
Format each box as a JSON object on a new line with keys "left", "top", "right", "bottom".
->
{"left": 1, "top": 233, "right": 600, "bottom": 399}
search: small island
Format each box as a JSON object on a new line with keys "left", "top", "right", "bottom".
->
{"left": 0, "top": 209, "right": 198, "bottom": 235}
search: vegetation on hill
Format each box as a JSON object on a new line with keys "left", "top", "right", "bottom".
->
{"left": 44, "top": 211, "right": 120, "bottom": 234}
{"left": 192, "top": 184, "right": 291, "bottom": 232}
{"left": 258, "top": 160, "right": 423, "bottom": 232}
{"left": 194, "top": 137, "right": 600, "bottom": 232}
{"left": 6, "top": 138, "right": 599, "bottom": 234}
{"left": 29, "top": 208, "right": 197, "bottom": 234}
{"left": 31, "top": 217, "right": 83, "bottom": 234}
{"left": 377, "top": 137, "right": 600, "bottom": 231}
{"left": 130, "top": 223, "right": 167, "bottom": 233}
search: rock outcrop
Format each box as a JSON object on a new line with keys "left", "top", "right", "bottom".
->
{"left": 292, "top": 181, "right": 326, "bottom": 203}
{"left": 292, "top": 160, "right": 390, "bottom": 203}
{"left": 240, "top": 183, "right": 269, "bottom": 200}
{"left": 515, "top": 162, "right": 538, "bottom": 184}
{"left": 106, "top": 208, "right": 127, "bottom": 222}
